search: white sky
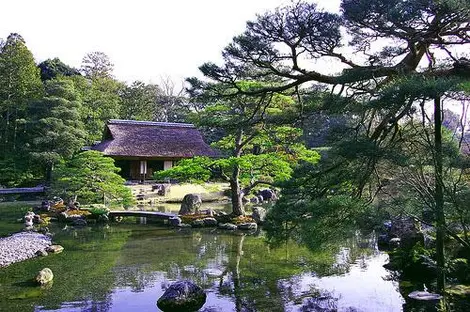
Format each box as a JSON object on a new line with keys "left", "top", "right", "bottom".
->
{"left": 0, "top": 0, "right": 340, "bottom": 84}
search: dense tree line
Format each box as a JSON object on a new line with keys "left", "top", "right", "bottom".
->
{"left": 0, "top": 33, "right": 189, "bottom": 187}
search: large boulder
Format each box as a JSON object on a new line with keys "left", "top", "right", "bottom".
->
{"left": 202, "top": 218, "right": 218, "bottom": 227}
{"left": 258, "top": 189, "right": 277, "bottom": 202}
{"left": 157, "top": 280, "right": 206, "bottom": 312}
{"left": 169, "top": 217, "right": 182, "bottom": 227}
{"left": 36, "top": 268, "right": 54, "bottom": 285}
{"left": 251, "top": 207, "right": 267, "bottom": 224}
{"left": 191, "top": 219, "right": 205, "bottom": 228}
{"left": 179, "top": 194, "right": 202, "bottom": 215}
{"left": 389, "top": 217, "right": 423, "bottom": 249}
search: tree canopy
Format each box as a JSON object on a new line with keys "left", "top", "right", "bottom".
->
{"left": 187, "top": 0, "right": 470, "bottom": 294}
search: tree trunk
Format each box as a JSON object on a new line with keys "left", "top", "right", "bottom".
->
{"left": 434, "top": 96, "right": 446, "bottom": 293}
{"left": 230, "top": 166, "right": 245, "bottom": 216}
{"left": 45, "top": 162, "right": 53, "bottom": 186}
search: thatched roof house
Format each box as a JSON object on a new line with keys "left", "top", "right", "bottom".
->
{"left": 92, "top": 119, "right": 216, "bottom": 180}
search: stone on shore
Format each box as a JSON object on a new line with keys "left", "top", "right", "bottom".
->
{"left": 218, "top": 223, "right": 238, "bottom": 230}
{"left": 237, "top": 223, "right": 258, "bottom": 230}
{"left": 46, "top": 245, "right": 64, "bottom": 254}
{"left": 0, "top": 232, "right": 52, "bottom": 268}
{"left": 251, "top": 207, "right": 266, "bottom": 224}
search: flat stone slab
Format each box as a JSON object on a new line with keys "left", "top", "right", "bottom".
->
{"left": 408, "top": 291, "right": 443, "bottom": 301}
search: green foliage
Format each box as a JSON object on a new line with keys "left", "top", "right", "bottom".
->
{"left": 38, "top": 57, "right": 81, "bottom": 81}
{"left": 161, "top": 81, "right": 320, "bottom": 215}
{"left": 0, "top": 33, "right": 43, "bottom": 186}
{"left": 71, "top": 75, "right": 124, "bottom": 143}
{"left": 120, "top": 81, "right": 160, "bottom": 121}
{"left": 51, "top": 150, "right": 134, "bottom": 207}
{"left": 27, "top": 77, "right": 87, "bottom": 179}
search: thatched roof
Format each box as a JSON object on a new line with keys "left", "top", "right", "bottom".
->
{"left": 92, "top": 119, "right": 216, "bottom": 158}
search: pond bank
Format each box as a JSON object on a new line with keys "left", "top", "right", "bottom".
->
{"left": 0, "top": 232, "right": 51, "bottom": 268}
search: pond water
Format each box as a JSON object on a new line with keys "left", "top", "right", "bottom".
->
{"left": 0, "top": 221, "right": 410, "bottom": 312}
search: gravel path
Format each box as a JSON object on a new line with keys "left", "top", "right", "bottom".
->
{"left": 0, "top": 232, "right": 52, "bottom": 268}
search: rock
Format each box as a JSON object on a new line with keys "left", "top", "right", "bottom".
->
{"left": 251, "top": 207, "right": 267, "bottom": 224}
{"left": 24, "top": 212, "right": 35, "bottom": 227}
{"left": 205, "top": 209, "right": 216, "bottom": 217}
{"left": 257, "top": 195, "right": 264, "bottom": 203}
{"left": 33, "top": 214, "right": 42, "bottom": 224}
{"left": 97, "top": 214, "right": 109, "bottom": 223}
{"left": 35, "top": 250, "right": 48, "bottom": 257}
{"left": 237, "top": 223, "right": 257, "bottom": 230}
{"left": 390, "top": 217, "right": 424, "bottom": 249}
{"left": 191, "top": 219, "right": 205, "bottom": 227}
{"left": 389, "top": 237, "right": 401, "bottom": 248}
{"left": 153, "top": 183, "right": 171, "bottom": 196}
{"left": 169, "top": 217, "right": 182, "bottom": 227}
{"left": 35, "top": 268, "right": 54, "bottom": 285}
{"left": 71, "top": 218, "right": 87, "bottom": 227}
{"left": 242, "top": 196, "right": 250, "bottom": 204}
{"left": 157, "top": 280, "right": 206, "bottom": 312}
{"left": 179, "top": 194, "right": 202, "bottom": 215}
{"left": 46, "top": 245, "right": 64, "bottom": 254}
{"left": 250, "top": 197, "right": 259, "bottom": 204}
{"left": 41, "top": 201, "right": 51, "bottom": 212}
{"left": 408, "top": 290, "right": 442, "bottom": 301}
{"left": 177, "top": 223, "right": 192, "bottom": 228}
{"left": 258, "top": 189, "right": 277, "bottom": 201}
{"left": 202, "top": 218, "right": 218, "bottom": 227}
{"left": 218, "top": 223, "right": 238, "bottom": 230}
{"left": 24, "top": 219, "right": 33, "bottom": 228}
{"left": 59, "top": 212, "right": 68, "bottom": 222}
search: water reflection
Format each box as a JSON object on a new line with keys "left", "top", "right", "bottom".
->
{"left": 0, "top": 225, "right": 406, "bottom": 312}
{"left": 109, "top": 228, "right": 403, "bottom": 311}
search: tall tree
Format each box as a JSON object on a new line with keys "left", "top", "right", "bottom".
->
{"left": 27, "top": 77, "right": 86, "bottom": 183}
{"left": 0, "top": 33, "right": 43, "bottom": 186}
{"left": 190, "top": 0, "right": 470, "bottom": 293}
{"left": 157, "top": 82, "right": 319, "bottom": 215}
{"left": 71, "top": 74, "right": 124, "bottom": 143}
{"left": 81, "top": 51, "right": 114, "bottom": 79}
{"left": 38, "top": 57, "right": 81, "bottom": 81}
{"left": 155, "top": 76, "right": 188, "bottom": 122}
{"left": 119, "top": 81, "right": 161, "bottom": 121}
{"left": 51, "top": 150, "right": 133, "bottom": 207}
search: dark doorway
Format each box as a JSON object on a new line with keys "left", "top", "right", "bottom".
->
{"left": 114, "top": 160, "right": 131, "bottom": 179}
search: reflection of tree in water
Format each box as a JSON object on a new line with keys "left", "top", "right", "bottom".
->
{"left": 113, "top": 228, "right": 379, "bottom": 311}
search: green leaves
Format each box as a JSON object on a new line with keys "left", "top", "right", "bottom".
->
{"left": 52, "top": 151, "right": 134, "bottom": 207}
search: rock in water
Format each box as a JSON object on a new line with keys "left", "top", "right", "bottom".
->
{"left": 179, "top": 194, "right": 202, "bottom": 215}
{"left": 169, "top": 216, "right": 182, "bottom": 227}
{"left": 202, "top": 217, "right": 218, "bottom": 227}
{"left": 251, "top": 207, "right": 266, "bottom": 224}
{"left": 237, "top": 223, "right": 258, "bottom": 230}
{"left": 408, "top": 290, "right": 442, "bottom": 301}
{"left": 36, "top": 268, "right": 54, "bottom": 285}
{"left": 157, "top": 280, "right": 206, "bottom": 312}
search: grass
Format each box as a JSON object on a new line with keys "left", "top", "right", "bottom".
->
{"left": 128, "top": 182, "right": 229, "bottom": 203}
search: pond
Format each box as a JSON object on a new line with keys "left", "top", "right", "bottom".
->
{"left": 0, "top": 220, "right": 409, "bottom": 312}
